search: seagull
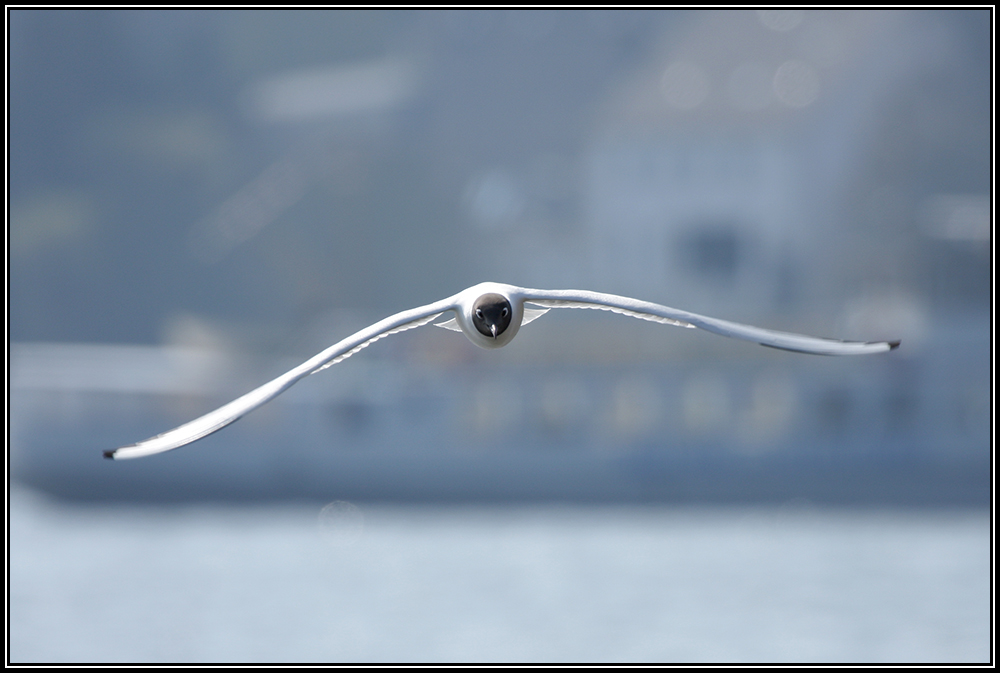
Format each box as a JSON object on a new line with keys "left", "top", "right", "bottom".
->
{"left": 105, "top": 282, "right": 899, "bottom": 460}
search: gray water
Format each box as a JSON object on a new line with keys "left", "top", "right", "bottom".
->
{"left": 9, "top": 487, "right": 989, "bottom": 663}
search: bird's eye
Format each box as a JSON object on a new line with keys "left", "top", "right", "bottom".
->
{"left": 476, "top": 309, "right": 484, "bottom": 320}
{"left": 502, "top": 307, "right": 509, "bottom": 317}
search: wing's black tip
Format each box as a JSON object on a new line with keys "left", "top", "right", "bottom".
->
{"left": 103, "top": 449, "right": 117, "bottom": 460}
{"left": 888, "top": 340, "right": 901, "bottom": 350}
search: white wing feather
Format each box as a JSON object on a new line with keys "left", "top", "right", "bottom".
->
{"left": 521, "top": 304, "right": 551, "bottom": 325}
{"left": 433, "top": 316, "right": 463, "bottom": 332}
{"left": 107, "top": 283, "right": 898, "bottom": 461}
{"left": 520, "top": 288, "right": 899, "bottom": 356}
{"left": 106, "top": 297, "right": 458, "bottom": 460}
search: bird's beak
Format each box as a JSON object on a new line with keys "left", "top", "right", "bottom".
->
{"left": 491, "top": 324, "right": 497, "bottom": 338}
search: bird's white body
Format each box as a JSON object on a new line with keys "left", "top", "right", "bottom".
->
{"left": 105, "top": 282, "right": 898, "bottom": 460}
{"left": 450, "top": 282, "right": 526, "bottom": 348}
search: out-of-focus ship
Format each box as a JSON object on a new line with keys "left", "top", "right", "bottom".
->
{"left": 10, "top": 307, "right": 988, "bottom": 505}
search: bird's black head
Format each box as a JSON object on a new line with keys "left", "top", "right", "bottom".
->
{"left": 472, "top": 293, "right": 512, "bottom": 339}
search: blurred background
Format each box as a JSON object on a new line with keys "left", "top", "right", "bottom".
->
{"left": 8, "top": 9, "right": 990, "bottom": 662}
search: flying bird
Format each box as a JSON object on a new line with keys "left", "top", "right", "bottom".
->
{"left": 105, "top": 282, "right": 899, "bottom": 460}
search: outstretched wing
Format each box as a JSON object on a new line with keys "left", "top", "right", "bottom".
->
{"left": 105, "top": 296, "right": 459, "bottom": 460}
{"left": 521, "top": 288, "right": 899, "bottom": 356}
